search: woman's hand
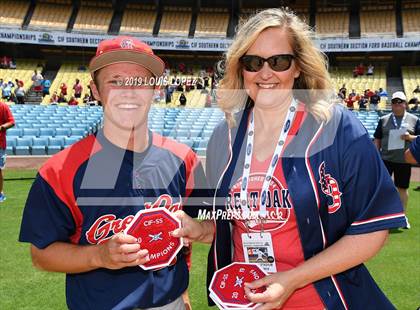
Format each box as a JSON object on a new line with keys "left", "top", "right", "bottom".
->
{"left": 244, "top": 270, "right": 299, "bottom": 310}
{"left": 171, "top": 210, "right": 215, "bottom": 245}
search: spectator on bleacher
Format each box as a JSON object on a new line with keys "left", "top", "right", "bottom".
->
{"left": 345, "top": 95, "right": 355, "bottom": 110}
{"left": 178, "top": 62, "right": 186, "bottom": 74}
{"left": 339, "top": 84, "right": 347, "bottom": 98}
{"left": 413, "top": 85, "right": 420, "bottom": 95}
{"left": 9, "top": 59, "right": 16, "bottom": 69}
{"left": 352, "top": 66, "right": 358, "bottom": 78}
{"left": 73, "top": 79, "right": 83, "bottom": 99}
{"left": 50, "top": 91, "right": 59, "bottom": 104}
{"left": 68, "top": 96, "right": 78, "bottom": 106}
{"left": 1, "top": 81, "right": 13, "bottom": 101}
{"left": 42, "top": 78, "right": 51, "bottom": 97}
{"left": 0, "top": 56, "right": 10, "bottom": 69}
{"left": 57, "top": 93, "right": 67, "bottom": 103}
{"left": 60, "top": 82, "right": 68, "bottom": 96}
{"left": 365, "top": 89, "right": 374, "bottom": 98}
{"left": 205, "top": 93, "right": 212, "bottom": 108}
{"left": 31, "top": 70, "right": 43, "bottom": 93}
{"left": 203, "top": 76, "right": 210, "bottom": 88}
{"left": 356, "top": 63, "right": 365, "bottom": 76}
{"left": 367, "top": 64, "right": 374, "bottom": 76}
{"left": 378, "top": 87, "right": 388, "bottom": 97}
{"left": 374, "top": 91, "right": 420, "bottom": 229}
{"left": 15, "top": 79, "right": 23, "bottom": 88}
{"left": 358, "top": 95, "right": 368, "bottom": 110}
{"left": 369, "top": 91, "right": 380, "bottom": 111}
{"left": 174, "top": 8, "right": 407, "bottom": 310}
{"left": 0, "top": 100, "right": 15, "bottom": 202}
{"left": 408, "top": 97, "right": 419, "bottom": 112}
{"left": 165, "top": 85, "right": 174, "bottom": 104}
{"left": 14, "top": 85, "right": 25, "bottom": 104}
{"left": 82, "top": 93, "right": 90, "bottom": 104}
{"left": 179, "top": 92, "right": 187, "bottom": 106}
{"left": 19, "top": 36, "right": 201, "bottom": 310}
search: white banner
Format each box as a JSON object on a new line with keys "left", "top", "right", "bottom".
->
{"left": 0, "top": 28, "right": 419, "bottom": 52}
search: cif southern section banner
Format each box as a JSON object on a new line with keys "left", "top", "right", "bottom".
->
{"left": 0, "top": 27, "right": 419, "bottom": 52}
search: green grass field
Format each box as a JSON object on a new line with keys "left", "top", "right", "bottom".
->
{"left": 0, "top": 169, "right": 418, "bottom": 309}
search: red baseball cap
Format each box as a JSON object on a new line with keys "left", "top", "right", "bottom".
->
{"left": 89, "top": 36, "right": 164, "bottom": 78}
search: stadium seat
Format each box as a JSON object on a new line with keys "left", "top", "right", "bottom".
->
{"left": 55, "top": 128, "right": 71, "bottom": 137}
{"left": 15, "top": 137, "right": 32, "bottom": 155}
{"left": 39, "top": 128, "right": 55, "bottom": 137}
{"left": 64, "top": 136, "right": 81, "bottom": 148}
{"left": 23, "top": 128, "right": 40, "bottom": 137}
{"left": 71, "top": 128, "right": 87, "bottom": 137}
{"left": 47, "top": 137, "right": 64, "bottom": 155}
{"left": 6, "top": 137, "right": 17, "bottom": 155}
{"left": 31, "top": 137, "right": 48, "bottom": 155}
{"left": 7, "top": 128, "right": 22, "bottom": 137}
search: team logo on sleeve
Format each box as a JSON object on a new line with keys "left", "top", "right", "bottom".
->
{"left": 318, "top": 162, "right": 342, "bottom": 214}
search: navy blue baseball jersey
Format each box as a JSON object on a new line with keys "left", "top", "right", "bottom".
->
{"left": 205, "top": 103, "right": 407, "bottom": 309}
{"left": 19, "top": 130, "right": 207, "bottom": 310}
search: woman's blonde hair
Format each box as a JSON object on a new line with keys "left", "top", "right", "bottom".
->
{"left": 218, "top": 8, "right": 334, "bottom": 125}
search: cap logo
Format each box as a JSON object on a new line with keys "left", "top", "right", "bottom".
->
{"left": 120, "top": 39, "right": 134, "bottom": 49}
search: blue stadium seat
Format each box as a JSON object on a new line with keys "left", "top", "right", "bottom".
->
{"left": 71, "top": 128, "right": 87, "bottom": 137}
{"left": 15, "top": 137, "right": 32, "bottom": 155}
{"left": 6, "top": 128, "right": 22, "bottom": 137}
{"left": 39, "top": 128, "right": 55, "bottom": 137}
{"left": 64, "top": 136, "right": 81, "bottom": 148}
{"left": 55, "top": 128, "right": 71, "bottom": 137}
{"left": 31, "top": 137, "right": 48, "bottom": 155}
{"left": 47, "top": 137, "right": 64, "bottom": 155}
{"left": 6, "top": 137, "right": 16, "bottom": 155}
{"left": 23, "top": 128, "right": 40, "bottom": 137}
{"left": 176, "top": 129, "right": 189, "bottom": 138}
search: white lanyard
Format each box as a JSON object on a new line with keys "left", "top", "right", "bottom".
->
{"left": 240, "top": 99, "right": 298, "bottom": 220}
{"left": 392, "top": 112, "right": 406, "bottom": 129}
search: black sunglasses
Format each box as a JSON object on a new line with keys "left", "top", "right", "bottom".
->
{"left": 240, "top": 54, "right": 295, "bottom": 72}
{"left": 392, "top": 99, "right": 405, "bottom": 104}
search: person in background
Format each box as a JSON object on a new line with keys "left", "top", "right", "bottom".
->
{"left": 9, "top": 59, "right": 16, "bottom": 69}
{"left": 370, "top": 90, "right": 380, "bottom": 111}
{"left": 50, "top": 91, "right": 59, "bottom": 104}
{"left": 379, "top": 87, "right": 388, "bottom": 97}
{"left": 179, "top": 92, "right": 187, "bottom": 106}
{"left": 68, "top": 96, "right": 79, "bottom": 106}
{"left": 60, "top": 82, "right": 68, "bottom": 97}
{"left": 339, "top": 83, "right": 347, "bottom": 98}
{"left": 374, "top": 91, "right": 420, "bottom": 229}
{"left": 0, "top": 100, "right": 15, "bottom": 202}
{"left": 15, "top": 84, "right": 25, "bottom": 104}
{"left": 15, "top": 79, "right": 23, "bottom": 88}
{"left": 82, "top": 93, "right": 90, "bottom": 104}
{"left": 408, "top": 98, "right": 419, "bottom": 112}
{"left": 32, "top": 70, "right": 44, "bottom": 93}
{"left": 73, "top": 79, "right": 83, "bottom": 99}
{"left": 57, "top": 93, "right": 67, "bottom": 103}
{"left": 42, "top": 78, "right": 51, "bottom": 97}
{"left": 358, "top": 95, "right": 368, "bottom": 110}
{"left": 367, "top": 64, "right": 374, "bottom": 76}
{"left": 1, "top": 80, "right": 13, "bottom": 101}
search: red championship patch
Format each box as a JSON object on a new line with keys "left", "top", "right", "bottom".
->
{"left": 209, "top": 262, "right": 267, "bottom": 309}
{"left": 124, "top": 208, "right": 183, "bottom": 270}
